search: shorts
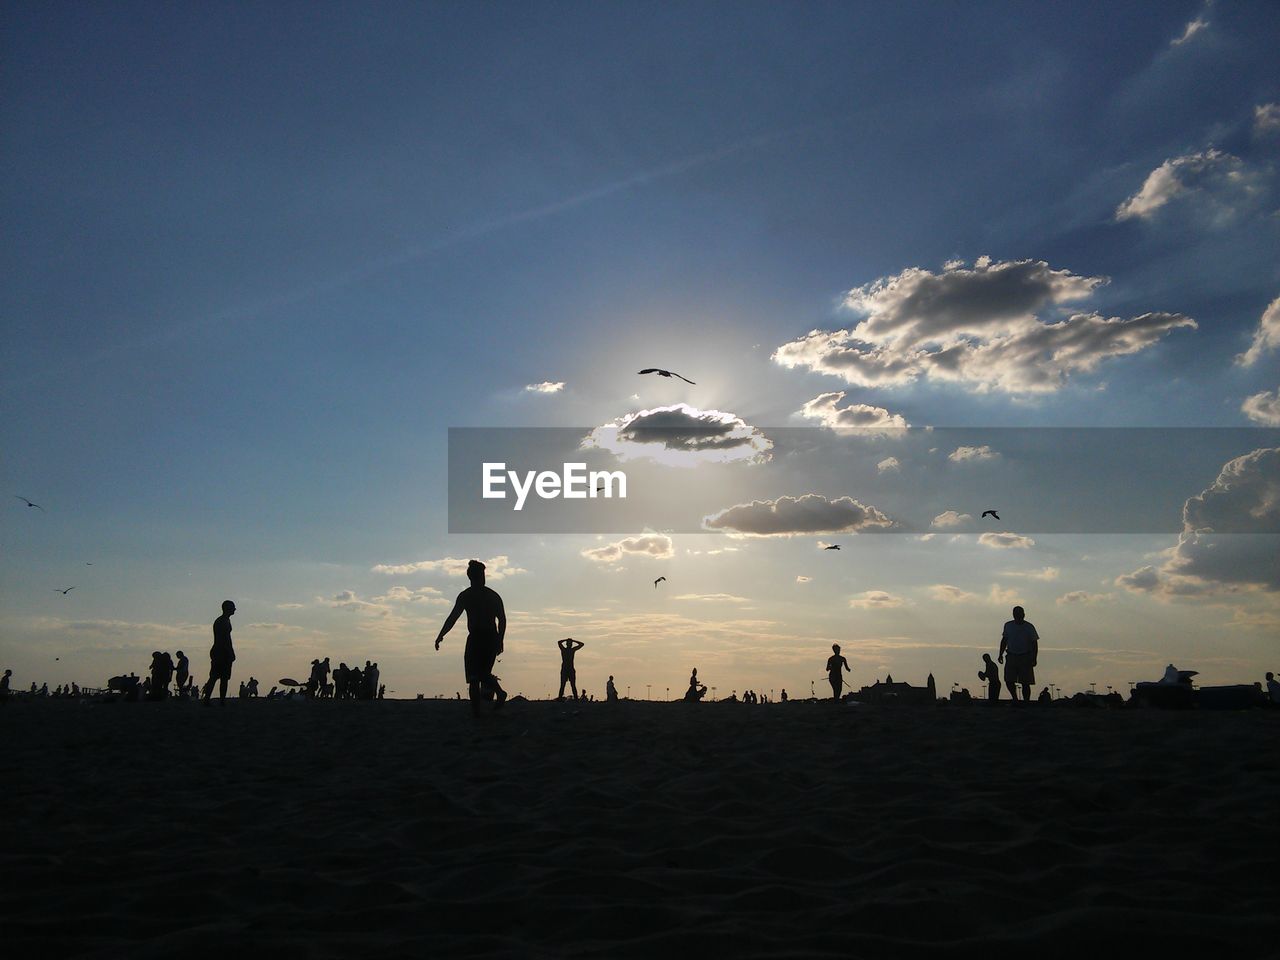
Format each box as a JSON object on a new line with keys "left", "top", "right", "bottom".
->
{"left": 208, "top": 658, "right": 234, "bottom": 682}
{"left": 1004, "top": 652, "right": 1035, "bottom": 686}
{"left": 464, "top": 634, "right": 499, "bottom": 684}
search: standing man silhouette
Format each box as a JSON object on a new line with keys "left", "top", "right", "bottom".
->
{"left": 826, "top": 643, "right": 851, "bottom": 700}
{"left": 998, "top": 605, "right": 1039, "bottom": 705}
{"left": 202, "top": 600, "right": 236, "bottom": 704}
{"left": 557, "top": 638, "right": 584, "bottom": 700}
{"left": 435, "top": 560, "right": 507, "bottom": 714}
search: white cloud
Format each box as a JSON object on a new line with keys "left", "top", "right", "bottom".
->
{"left": 931, "top": 510, "right": 973, "bottom": 528}
{"left": 1117, "top": 447, "right": 1280, "bottom": 597}
{"left": 876, "top": 457, "right": 901, "bottom": 473}
{"left": 949, "top": 445, "right": 998, "bottom": 463}
{"left": 320, "top": 590, "right": 391, "bottom": 618}
{"left": 1115, "top": 148, "right": 1259, "bottom": 223}
{"left": 582, "top": 403, "right": 771, "bottom": 466}
{"left": 849, "top": 590, "right": 908, "bottom": 609}
{"left": 1241, "top": 388, "right": 1280, "bottom": 426}
{"left": 371, "top": 555, "right": 526, "bottom": 580}
{"left": 372, "top": 585, "right": 450, "bottom": 606}
{"left": 1236, "top": 296, "right": 1280, "bottom": 367}
{"left": 929, "top": 584, "right": 979, "bottom": 604}
{"left": 979, "top": 531, "right": 1036, "bottom": 549}
{"left": 796, "top": 575, "right": 812, "bottom": 583}
{"left": 703, "top": 494, "right": 895, "bottom": 537}
{"left": 1057, "top": 591, "right": 1114, "bottom": 605}
{"left": 581, "top": 534, "right": 674, "bottom": 564}
{"left": 1004, "top": 567, "right": 1060, "bottom": 581}
{"left": 524, "top": 381, "right": 565, "bottom": 394}
{"left": 1170, "top": 14, "right": 1208, "bottom": 47}
{"left": 798, "top": 391, "right": 909, "bottom": 434}
{"left": 673, "top": 593, "right": 751, "bottom": 603}
{"left": 772, "top": 259, "right": 1194, "bottom": 395}
{"left": 1255, "top": 103, "right": 1280, "bottom": 138}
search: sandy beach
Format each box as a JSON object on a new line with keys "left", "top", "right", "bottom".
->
{"left": 3, "top": 698, "right": 1278, "bottom": 957}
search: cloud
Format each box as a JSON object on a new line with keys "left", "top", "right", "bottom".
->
{"left": 772, "top": 259, "right": 1194, "bottom": 395}
{"left": 795, "top": 575, "right": 812, "bottom": 583}
{"left": 798, "top": 392, "right": 909, "bottom": 434}
{"left": 276, "top": 602, "right": 304, "bottom": 610}
{"left": 371, "top": 555, "right": 526, "bottom": 580}
{"left": 929, "top": 584, "right": 979, "bottom": 604}
{"left": 673, "top": 593, "right": 751, "bottom": 603}
{"left": 581, "top": 534, "right": 674, "bottom": 563}
{"left": 703, "top": 494, "right": 895, "bottom": 537}
{"left": 320, "top": 590, "right": 391, "bottom": 618}
{"left": 525, "top": 381, "right": 565, "bottom": 394}
{"left": 1115, "top": 148, "right": 1260, "bottom": 223}
{"left": 876, "top": 457, "right": 901, "bottom": 473}
{"left": 931, "top": 511, "right": 973, "bottom": 528}
{"left": 949, "top": 445, "right": 998, "bottom": 463}
{"left": 583, "top": 403, "right": 771, "bottom": 466}
{"left": 1170, "top": 14, "right": 1208, "bottom": 47}
{"left": 1242, "top": 388, "right": 1280, "bottom": 426}
{"left": 1117, "top": 447, "right": 1280, "bottom": 596}
{"left": 1057, "top": 591, "right": 1114, "bottom": 605}
{"left": 979, "top": 531, "right": 1036, "bottom": 549}
{"left": 1004, "top": 567, "right": 1060, "bottom": 581}
{"left": 371, "top": 585, "right": 450, "bottom": 606}
{"left": 1236, "top": 296, "right": 1280, "bottom": 367}
{"left": 848, "top": 590, "right": 908, "bottom": 609}
{"left": 1256, "top": 103, "right": 1280, "bottom": 138}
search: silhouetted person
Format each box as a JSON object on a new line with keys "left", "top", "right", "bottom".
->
{"left": 349, "top": 666, "right": 363, "bottom": 699}
{"left": 378, "top": 683, "right": 385, "bottom": 700}
{"left": 780, "top": 689, "right": 788, "bottom": 702}
{"left": 684, "top": 669, "right": 707, "bottom": 702}
{"left": 174, "top": 650, "right": 189, "bottom": 693}
{"left": 247, "top": 677, "right": 259, "bottom": 697}
{"left": 319, "top": 657, "right": 331, "bottom": 697}
{"left": 979, "top": 653, "right": 1002, "bottom": 702}
{"left": 1267, "top": 671, "right": 1280, "bottom": 706}
{"left": 334, "top": 662, "right": 349, "bottom": 699}
{"left": 202, "top": 600, "right": 236, "bottom": 704}
{"left": 307, "top": 659, "right": 322, "bottom": 697}
{"left": 149, "top": 651, "right": 175, "bottom": 701}
{"left": 998, "top": 605, "right": 1039, "bottom": 704}
{"left": 606, "top": 675, "right": 618, "bottom": 702}
{"left": 557, "top": 638, "right": 584, "bottom": 700}
{"left": 826, "top": 644, "right": 851, "bottom": 700}
{"left": 1037, "top": 686, "right": 1052, "bottom": 703}
{"left": 435, "top": 559, "right": 508, "bottom": 714}
{"left": 369, "top": 662, "right": 380, "bottom": 699}
{"left": 1, "top": 668, "right": 12, "bottom": 702}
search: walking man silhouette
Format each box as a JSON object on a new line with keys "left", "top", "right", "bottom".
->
{"left": 435, "top": 560, "right": 508, "bottom": 714}
{"left": 826, "top": 643, "right": 851, "bottom": 700}
{"left": 998, "top": 605, "right": 1039, "bottom": 705}
{"left": 202, "top": 600, "right": 236, "bottom": 704}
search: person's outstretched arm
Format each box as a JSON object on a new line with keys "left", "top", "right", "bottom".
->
{"left": 496, "top": 595, "right": 507, "bottom": 654}
{"left": 435, "top": 598, "right": 464, "bottom": 650}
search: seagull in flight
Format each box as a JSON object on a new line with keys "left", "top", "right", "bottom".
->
{"left": 55, "top": 586, "right": 75, "bottom": 595}
{"left": 638, "top": 368, "right": 696, "bottom": 385}
{"left": 15, "top": 496, "right": 44, "bottom": 511}
{"left": 981, "top": 510, "right": 1000, "bottom": 520}
{"left": 822, "top": 544, "right": 841, "bottom": 550}
{"left": 654, "top": 576, "right": 667, "bottom": 589}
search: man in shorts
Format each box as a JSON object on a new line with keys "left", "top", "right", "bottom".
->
{"left": 435, "top": 560, "right": 508, "bottom": 714}
{"left": 202, "top": 600, "right": 236, "bottom": 704}
{"left": 998, "top": 605, "right": 1039, "bottom": 705}
{"left": 556, "top": 638, "right": 584, "bottom": 701}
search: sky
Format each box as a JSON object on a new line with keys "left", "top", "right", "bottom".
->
{"left": 2, "top": 0, "right": 1278, "bottom": 700}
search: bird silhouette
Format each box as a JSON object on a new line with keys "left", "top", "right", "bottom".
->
{"left": 15, "top": 496, "right": 44, "bottom": 511}
{"left": 55, "top": 586, "right": 75, "bottom": 595}
{"left": 981, "top": 510, "right": 1000, "bottom": 520}
{"left": 638, "top": 368, "right": 696, "bottom": 385}
{"left": 823, "top": 544, "right": 841, "bottom": 550}
{"left": 654, "top": 576, "right": 667, "bottom": 588}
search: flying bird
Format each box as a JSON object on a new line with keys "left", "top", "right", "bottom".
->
{"left": 638, "top": 368, "right": 696, "bottom": 385}
{"left": 654, "top": 576, "right": 667, "bottom": 588}
{"left": 55, "top": 586, "right": 75, "bottom": 595}
{"left": 14, "top": 496, "right": 44, "bottom": 511}
{"left": 981, "top": 510, "right": 1000, "bottom": 520}
{"left": 823, "top": 544, "right": 841, "bottom": 550}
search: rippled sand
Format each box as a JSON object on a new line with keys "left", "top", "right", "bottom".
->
{"left": 4, "top": 698, "right": 1278, "bottom": 956}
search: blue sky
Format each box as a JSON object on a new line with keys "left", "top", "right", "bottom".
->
{"left": 3, "top": 1, "right": 1278, "bottom": 699}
